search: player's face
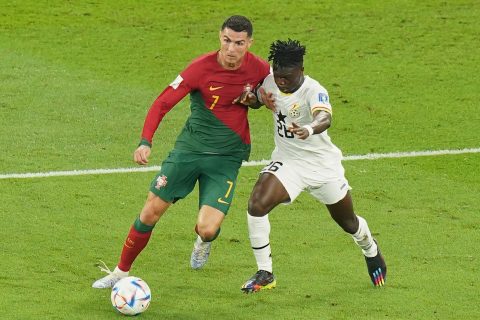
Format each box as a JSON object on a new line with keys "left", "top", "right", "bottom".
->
{"left": 273, "top": 66, "right": 304, "bottom": 93}
{"left": 218, "top": 28, "right": 252, "bottom": 69}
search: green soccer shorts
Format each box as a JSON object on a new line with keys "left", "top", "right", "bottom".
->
{"left": 149, "top": 150, "right": 242, "bottom": 215}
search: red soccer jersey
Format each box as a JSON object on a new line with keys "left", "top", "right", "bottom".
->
{"left": 141, "top": 51, "right": 270, "bottom": 160}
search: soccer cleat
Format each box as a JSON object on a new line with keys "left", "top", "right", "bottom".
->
{"left": 190, "top": 240, "right": 212, "bottom": 269}
{"left": 241, "top": 270, "right": 276, "bottom": 293}
{"left": 365, "top": 240, "right": 387, "bottom": 287}
{"left": 92, "top": 261, "right": 128, "bottom": 289}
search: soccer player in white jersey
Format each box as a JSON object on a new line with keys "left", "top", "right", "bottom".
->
{"left": 241, "top": 39, "right": 387, "bottom": 293}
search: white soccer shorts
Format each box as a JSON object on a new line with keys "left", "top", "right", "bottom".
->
{"left": 260, "top": 159, "right": 351, "bottom": 205}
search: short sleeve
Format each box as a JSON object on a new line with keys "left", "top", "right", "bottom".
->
{"left": 308, "top": 84, "right": 332, "bottom": 115}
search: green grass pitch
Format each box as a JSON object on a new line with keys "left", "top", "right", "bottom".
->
{"left": 1, "top": 1, "right": 479, "bottom": 319}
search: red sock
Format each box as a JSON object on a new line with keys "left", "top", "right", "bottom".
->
{"left": 117, "top": 225, "right": 152, "bottom": 272}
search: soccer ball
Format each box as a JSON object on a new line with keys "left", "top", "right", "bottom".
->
{"left": 111, "top": 276, "right": 151, "bottom": 316}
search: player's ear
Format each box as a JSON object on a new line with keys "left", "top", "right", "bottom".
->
{"left": 247, "top": 37, "right": 253, "bottom": 49}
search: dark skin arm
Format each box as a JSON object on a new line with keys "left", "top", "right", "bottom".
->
{"left": 288, "top": 110, "right": 331, "bottom": 139}
{"left": 233, "top": 86, "right": 276, "bottom": 111}
{"left": 234, "top": 85, "right": 330, "bottom": 138}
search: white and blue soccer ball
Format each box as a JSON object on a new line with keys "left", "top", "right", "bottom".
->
{"left": 111, "top": 276, "right": 151, "bottom": 316}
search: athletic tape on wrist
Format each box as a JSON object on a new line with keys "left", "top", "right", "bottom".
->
{"left": 303, "top": 125, "right": 314, "bottom": 136}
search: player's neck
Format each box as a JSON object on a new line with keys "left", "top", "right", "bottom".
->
{"left": 217, "top": 51, "right": 243, "bottom": 70}
{"left": 292, "top": 76, "right": 305, "bottom": 92}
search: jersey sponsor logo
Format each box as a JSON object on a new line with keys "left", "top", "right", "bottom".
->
{"left": 209, "top": 85, "right": 224, "bottom": 91}
{"left": 288, "top": 103, "right": 301, "bottom": 118}
{"left": 217, "top": 197, "right": 230, "bottom": 205}
{"left": 169, "top": 75, "right": 183, "bottom": 90}
{"left": 154, "top": 174, "right": 168, "bottom": 190}
{"left": 318, "top": 92, "right": 330, "bottom": 104}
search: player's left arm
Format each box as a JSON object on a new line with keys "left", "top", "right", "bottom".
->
{"left": 233, "top": 59, "right": 272, "bottom": 109}
{"left": 232, "top": 83, "right": 257, "bottom": 106}
{"left": 233, "top": 83, "right": 276, "bottom": 111}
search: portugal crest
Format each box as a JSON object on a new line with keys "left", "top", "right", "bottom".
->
{"left": 155, "top": 175, "right": 168, "bottom": 189}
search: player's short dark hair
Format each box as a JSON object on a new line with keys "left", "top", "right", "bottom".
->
{"left": 221, "top": 15, "right": 253, "bottom": 37}
{"left": 268, "top": 39, "right": 306, "bottom": 69}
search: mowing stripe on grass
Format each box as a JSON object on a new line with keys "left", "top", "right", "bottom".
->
{"left": 1, "top": 147, "right": 479, "bottom": 180}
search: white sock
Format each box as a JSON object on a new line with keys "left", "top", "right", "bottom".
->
{"left": 114, "top": 266, "right": 129, "bottom": 276}
{"left": 351, "top": 216, "right": 378, "bottom": 258}
{"left": 247, "top": 212, "right": 272, "bottom": 273}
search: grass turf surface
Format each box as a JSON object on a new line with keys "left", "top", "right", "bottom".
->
{"left": 1, "top": 1, "right": 479, "bottom": 319}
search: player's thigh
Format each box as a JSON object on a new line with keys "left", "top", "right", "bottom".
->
{"left": 198, "top": 156, "right": 242, "bottom": 215}
{"left": 149, "top": 153, "right": 199, "bottom": 203}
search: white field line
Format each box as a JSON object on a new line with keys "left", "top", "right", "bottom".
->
{"left": 1, "top": 147, "right": 479, "bottom": 180}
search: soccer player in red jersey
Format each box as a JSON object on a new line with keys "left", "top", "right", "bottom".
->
{"left": 92, "top": 15, "right": 270, "bottom": 288}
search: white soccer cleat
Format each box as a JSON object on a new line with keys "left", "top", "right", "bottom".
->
{"left": 92, "top": 261, "right": 129, "bottom": 289}
{"left": 190, "top": 240, "right": 212, "bottom": 269}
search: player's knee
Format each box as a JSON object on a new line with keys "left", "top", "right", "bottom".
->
{"left": 339, "top": 216, "right": 359, "bottom": 234}
{"left": 141, "top": 194, "right": 169, "bottom": 224}
{"left": 140, "top": 205, "right": 161, "bottom": 225}
{"left": 140, "top": 201, "right": 163, "bottom": 224}
{"left": 248, "top": 198, "right": 269, "bottom": 217}
{"left": 196, "top": 225, "right": 219, "bottom": 242}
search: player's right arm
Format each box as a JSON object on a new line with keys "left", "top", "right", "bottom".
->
{"left": 134, "top": 78, "right": 191, "bottom": 165}
{"left": 257, "top": 87, "right": 276, "bottom": 111}
{"left": 289, "top": 110, "right": 332, "bottom": 140}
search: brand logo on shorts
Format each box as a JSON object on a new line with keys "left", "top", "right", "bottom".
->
{"left": 217, "top": 198, "right": 229, "bottom": 205}
{"left": 155, "top": 175, "right": 168, "bottom": 189}
{"left": 288, "top": 103, "right": 300, "bottom": 118}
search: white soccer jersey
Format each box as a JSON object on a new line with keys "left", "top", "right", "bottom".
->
{"left": 260, "top": 74, "right": 344, "bottom": 179}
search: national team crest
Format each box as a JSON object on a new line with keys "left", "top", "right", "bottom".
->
{"left": 288, "top": 103, "right": 301, "bottom": 118}
{"left": 155, "top": 175, "right": 168, "bottom": 189}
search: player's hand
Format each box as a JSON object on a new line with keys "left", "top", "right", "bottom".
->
{"left": 288, "top": 122, "right": 310, "bottom": 140}
{"left": 233, "top": 84, "right": 257, "bottom": 106}
{"left": 259, "top": 87, "right": 276, "bottom": 111}
{"left": 134, "top": 145, "right": 151, "bottom": 165}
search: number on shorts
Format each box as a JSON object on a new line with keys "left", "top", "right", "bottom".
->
{"left": 265, "top": 161, "right": 283, "bottom": 172}
{"left": 223, "top": 180, "right": 234, "bottom": 198}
